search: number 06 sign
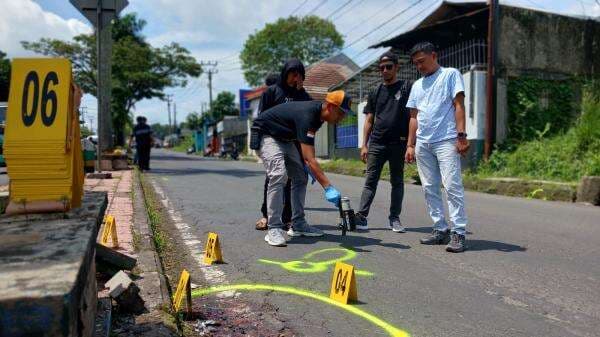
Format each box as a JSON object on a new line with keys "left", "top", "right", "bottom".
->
{"left": 6, "top": 59, "right": 72, "bottom": 145}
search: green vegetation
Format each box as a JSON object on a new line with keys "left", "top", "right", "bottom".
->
{"left": 22, "top": 13, "right": 201, "bottom": 146}
{"left": 476, "top": 82, "right": 600, "bottom": 182}
{"left": 172, "top": 135, "right": 194, "bottom": 153}
{"left": 505, "top": 77, "right": 576, "bottom": 144}
{"left": 0, "top": 51, "right": 10, "bottom": 101}
{"left": 241, "top": 15, "right": 344, "bottom": 86}
{"left": 138, "top": 170, "right": 167, "bottom": 253}
{"left": 320, "top": 158, "right": 420, "bottom": 183}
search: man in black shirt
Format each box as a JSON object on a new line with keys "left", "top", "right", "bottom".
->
{"left": 252, "top": 91, "right": 351, "bottom": 247}
{"left": 130, "top": 116, "right": 153, "bottom": 171}
{"left": 256, "top": 60, "right": 312, "bottom": 231}
{"left": 355, "top": 52, "right": 412, "bottom": 232}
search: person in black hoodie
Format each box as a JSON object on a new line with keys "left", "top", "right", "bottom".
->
{"left": 255, "top": 59, "right": 312, "bottom": 231}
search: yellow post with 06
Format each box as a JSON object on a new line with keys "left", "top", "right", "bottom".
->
{"left": 4, "top": 58, "right": 84, "bottom": 214}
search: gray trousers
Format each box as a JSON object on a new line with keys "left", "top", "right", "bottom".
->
{"left": 358, "top": 142, "right": 406, "bottom": 220}
{"left": 259, "top": 136, "right": 308, "bottom": 230}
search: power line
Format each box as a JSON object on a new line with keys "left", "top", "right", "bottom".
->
{"left": 343, "top": 0, "right": 424, "bottom": 50}
{"left": 342, "top": 0, "right": 400, "bottom": 37}
{"left": 326, "top": 0, "right": 353, "bottom": 19}
{"left": 377, "top": 0, "right": 438, "bottom": 42}
{"left": 330, "top": 0, "right": 366, "bottom": 21}
{"left": 289, "top": 0, "right": 310, "bottom": 16}
{"left": 307, "top": 0, "right": 329, "bottom": 15}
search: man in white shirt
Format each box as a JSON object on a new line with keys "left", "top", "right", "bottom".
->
{"left": 405, "top": 42, "right": 470, "bottom": 253}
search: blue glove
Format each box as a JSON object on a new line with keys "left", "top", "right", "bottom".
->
{"left": 304, "top": 164, "right": 316, "bottom": 185}
{"left": 324, "top": 186, "right": 341, "bottom": 204}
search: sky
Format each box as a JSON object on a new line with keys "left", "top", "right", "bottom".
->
{"left": 1, "top": 0, "right": 599, "bottom": 130}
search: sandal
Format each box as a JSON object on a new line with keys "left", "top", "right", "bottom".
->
{"left": 255, "top": 217, "right": 268, "bottom": 230}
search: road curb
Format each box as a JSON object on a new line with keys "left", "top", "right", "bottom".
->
{"left": 132, "top": 170, "right": 172, "bottom": 310}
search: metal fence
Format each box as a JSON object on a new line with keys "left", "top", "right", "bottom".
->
{"left": 334, "top": 39, "right": 487, "bottom": 149}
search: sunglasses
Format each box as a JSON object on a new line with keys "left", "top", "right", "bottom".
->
{"left": 379, "top": 64, "right": 395, "bottom": 71}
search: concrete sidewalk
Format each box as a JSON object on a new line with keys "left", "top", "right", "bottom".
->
{"left": 86, "top": 170, "right": 135, "bottom": 257}
{"left": 87, "top": 169, "right": 176, "bottom": 337}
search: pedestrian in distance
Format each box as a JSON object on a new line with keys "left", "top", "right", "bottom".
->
{"left": 129, "top": 116, "right": 154, "bottom": 172}
{"left": 405, "top": 42, "right": 470, "bottom": 253}
{"left": 354, "top": 51, "right": 413, "bottom": 233}
{"left": 251, "top": 91, "right": 352, "bottom": 247}
{"left": 255, "top": 59, "right": 312, "bottom": 231}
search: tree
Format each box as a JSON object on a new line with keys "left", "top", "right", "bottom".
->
{"left": 240, "top": 15, "right": 344, "bottom": 86}
{"left": 183, "top": 112, "right": 202, "bottom": 130}
{"left": 80, "top": 125, "right": 94, "bottom": 138}
{"left": 22, "top": 13, "right": 202, "bottom": 145}
{"left": 208, "top": 91, "right": 239, "bottom": 121}
{"left": 0, "top": 51, "right": 10, "bottom": 102}
{"left": 150, "top": 123, "right": 169, "bottom": 139}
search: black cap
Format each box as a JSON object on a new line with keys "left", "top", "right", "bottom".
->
{"left": 379, "top": 51, "right": 398, "bottom": 64}
{"left": 136, "top": 116, "right": 145, "bottom": 123}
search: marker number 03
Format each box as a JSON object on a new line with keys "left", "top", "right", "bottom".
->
{"left": 21, "top": 70, "right": 59, "bottom": 127}
{"left": 206, "top": 237, "right": 215, "bottom": 259}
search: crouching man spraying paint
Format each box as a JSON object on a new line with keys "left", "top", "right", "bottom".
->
{"left": 251, "top": 91, "right": 352, "bottom": 247}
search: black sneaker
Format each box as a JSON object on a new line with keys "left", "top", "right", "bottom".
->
{"left": 420, "top": 229, "right": 450, "bottom": 245}
{"left": 354, "top": 213, "right": 368, "bottom": 230}
{"left": 446, "top": 233, "right": 467, "bottom": 253}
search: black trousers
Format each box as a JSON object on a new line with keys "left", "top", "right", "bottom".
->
{"left": 358, "top": 142, "right": 406, "bottom": 219}
{"left": 261, "top": 175, "right": 292, "bottom": 223}
{"left": 137, "top": 145, "right": 151, "bottom": 170}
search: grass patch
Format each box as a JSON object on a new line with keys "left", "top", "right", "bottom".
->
{"left": 171, "top": 135, "right": 194, "bottom": 153}
{"left": 476, "top": 84, "right": 600, "bottom": 183}
{"left": 320, "top": 158, "right": 420, "bottom": 182}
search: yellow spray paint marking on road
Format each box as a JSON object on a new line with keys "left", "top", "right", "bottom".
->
{"left": 258, "top": 248, "right": 374, "bottom": 276}
{"left": 192, "top": 283, "right": 410, "bottom": 337}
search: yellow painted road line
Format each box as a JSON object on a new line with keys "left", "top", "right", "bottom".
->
{"left": 192, "top": 283, "right": 410, "bottom": 337}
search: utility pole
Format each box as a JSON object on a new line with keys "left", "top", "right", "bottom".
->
{"left": 173, "top": 102, "right": 177, "bottom": 134}
{"left": 166, "top": 94, "right": 173, "bottom": 135}
{"left": 200, "top": 61, "right": 218, "bottom": 114}
{"left": 484, "top": 0, "right": 499, "bottom": 160}
{"left": 79, "top": 106, "right": 87, "bottom": 124}
{"left": 71, "top": 0, "right": 128, "bottom": 172}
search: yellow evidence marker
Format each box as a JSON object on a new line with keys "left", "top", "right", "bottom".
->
{"left": 4, "top": 58, "right": 84, "bottom": 213}
{"left": 100, "top": 215, "right": 119, "bottom": 247}
{"left": 202, "top": 232, "right": 223, "bottom": 265}
{"left": 329, "top": 261, "right": 358, "bottom": 304}
{"left": 172, "top": 269, "right": 192, "bottom": 314}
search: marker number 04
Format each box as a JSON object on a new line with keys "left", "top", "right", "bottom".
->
{"left": 21, "top": 70, "right": 59, "bottom": 127}
{"left": 335, "top": 269, "right": 348, "bottom": 294}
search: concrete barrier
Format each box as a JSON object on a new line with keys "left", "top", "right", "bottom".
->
{"left": 0, "top": 191, "right": 108, "bottom": 337}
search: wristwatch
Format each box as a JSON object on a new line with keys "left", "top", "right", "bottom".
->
{"left": 457, "top": 132, "right": 467, "bottom": 139}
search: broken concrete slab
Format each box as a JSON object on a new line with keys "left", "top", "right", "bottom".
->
{"left": 105, "top": 271, "right": 132, "bottom": 298}
{"left": 0, "top": 191, "right": 108, "bottom": 337}
{"left": 96, "top": 243, "right": 137, "bottom": 272}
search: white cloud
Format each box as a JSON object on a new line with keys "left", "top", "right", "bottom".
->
{"left": 0, "top": 0, "right": 91, "bottom": 57}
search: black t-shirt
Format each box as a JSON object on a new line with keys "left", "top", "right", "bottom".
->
{"left": 258, "top": 84, "right": 312, "bottom": 113}
{"left": 132, "top": 124, "right": 152, "bottom": 147}
{"left": 364, "top": 80, "right": 412, "bottom": 145}
{"left": 253, "top": 101, "right": 324, "bottom": 146}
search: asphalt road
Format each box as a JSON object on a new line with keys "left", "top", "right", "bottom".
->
{"left": 147, "top": 149, "right": 600, "bottom": 337}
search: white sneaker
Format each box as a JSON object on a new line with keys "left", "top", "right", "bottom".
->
{"left": 264, "top": 228, "right": 287, "bottom": 246}
{"left": 390, "top": 218, "right": 406, "bottom": 233}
